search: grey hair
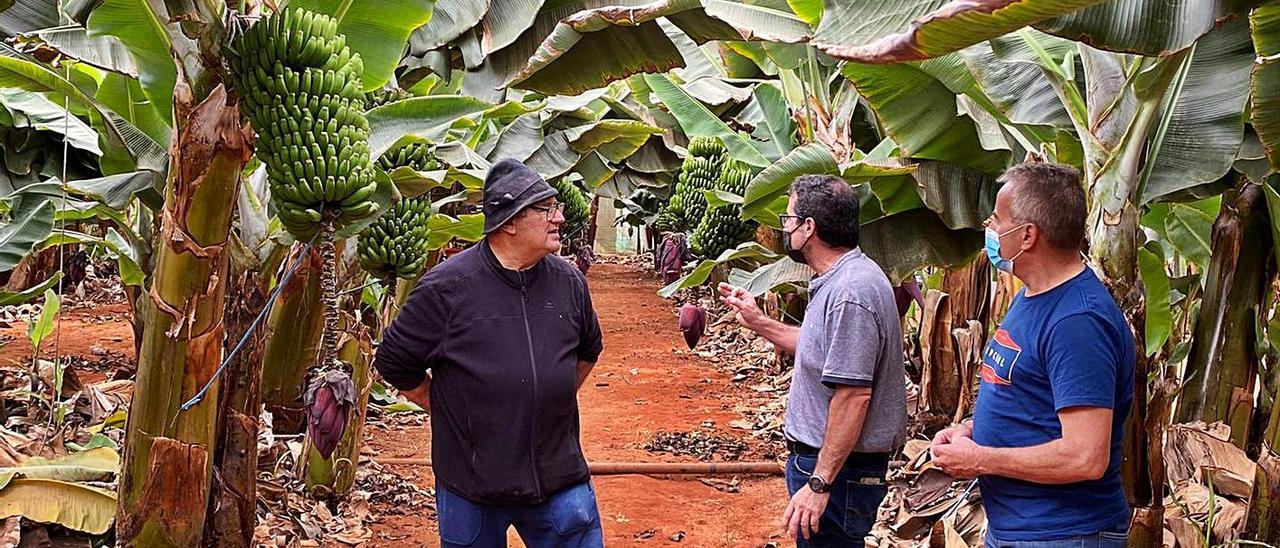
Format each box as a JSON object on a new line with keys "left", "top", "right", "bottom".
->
{"left": 999, "top": 162, "right": 1086, "bottom": 251}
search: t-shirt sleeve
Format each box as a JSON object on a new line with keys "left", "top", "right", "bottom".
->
{"left": 820, "top": 300, "right": 882, "bottom": 389}
{"left": 372, "top": 278, "right": 448, "bottom": 391}
{"left": 577, "top": 275, "right": 604, "bottom": 363}
{"left": 1045, "top": 313, "right": 1120, "bottom": 411}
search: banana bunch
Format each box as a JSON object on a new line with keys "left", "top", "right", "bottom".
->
{"left": 550, "top": 176, "right": 591, "bottom": 240}
{"left": 651, "top": 207, "right": 681, "bottom": 234}
{"left": 376, "top": 142, "right": 438, "bottom": 173}
{"left": 688, "top": 136, "right": 727, "bottom": 158}
{"left": 690, "top": 161, "right": 758, "bottom": 259}
{"left": 364, "top": 87, "right": 413, "bottom": 109}
{"left": 357, "top": 196, "right": 431, "bottom": 280}
{"left": 227, "top": 8, "right": 379, "bottom": 238}
{"left": 674, "top": 155, "right": 725, "bottom": 230}
{"left": 656, "top": 136, "right": 727, "bottom": 233}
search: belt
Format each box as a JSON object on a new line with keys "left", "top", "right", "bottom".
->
{"left": 786, "top": 440, "right": 892, "bottom": 461}
{"left": 787, "top": 440, "right": 820, "bottom": 456}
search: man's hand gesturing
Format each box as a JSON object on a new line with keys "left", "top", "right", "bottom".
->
{"left": 718, "top": 282, "right": 765, "bottom": 329}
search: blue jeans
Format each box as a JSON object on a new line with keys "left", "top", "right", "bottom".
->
{"left": 784, "top": 452, "right": 890, "bottom": 547}
{"left": 984, "top": 523, "right": 1129, "bottom": 548}
{"left": 436, "top": 481, "right": 604, "bottom": 548}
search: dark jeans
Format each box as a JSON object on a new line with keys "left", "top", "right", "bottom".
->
{"left": 436, "top": 481, "right": 604, "bottom": 548}
{"left": 784, "top": 452, "right": 890, "bottom": 547}
{"left": 984, "top": 523, "right": 1129, "bottom": 548}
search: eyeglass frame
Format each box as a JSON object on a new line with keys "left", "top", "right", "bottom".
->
{"left": 527, "top": 202, "right": 566, "bottom": 220}
{"left": 778, "top": 214, "right": 807, "bottom": 228}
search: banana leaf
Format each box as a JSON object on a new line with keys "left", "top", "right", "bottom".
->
{"left": 1035, "top": 0, "right": 1245, "bottom": 56}
{"left": 1252, "top": 1, "right": 1280, "bottom": 171}
{"left": 812, "top": 0, "right": 1107, "bottom": 62}
{"left": 292, "top": 0, "right": 436, "bottom": 91}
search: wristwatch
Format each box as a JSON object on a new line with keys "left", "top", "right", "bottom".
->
{"left": 807, "top": 474, "right": 831, "bottom": 493}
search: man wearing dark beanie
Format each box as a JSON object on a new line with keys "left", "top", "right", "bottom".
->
{"left": 374, "top": 158, "right": 605, "bottom": 547}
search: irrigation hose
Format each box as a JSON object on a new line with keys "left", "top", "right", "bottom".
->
{"left": 368, "top": 457, "right": 785, "bottom": 476}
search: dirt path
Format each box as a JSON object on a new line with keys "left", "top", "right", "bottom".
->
{"left": 364, "top": 262, "right": 789, "bottom": 547}
{"left": 0, "top": 263, "right": 789, "bottom": 547}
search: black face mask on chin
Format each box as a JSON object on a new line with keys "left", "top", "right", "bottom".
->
{"left": 782, "top": 225, "right": 808, "bottom": 265}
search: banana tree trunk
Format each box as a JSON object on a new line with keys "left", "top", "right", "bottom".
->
{"left": 1246, "top": 384, "right": 1280, "bottom": 543}
{"left": 586, "top": 195, "right": 600, "bottom": 252}
{"left": 204, "top": 265, "right": 269, "bottom": 546}
{"left": 1077, "top": 55, "right": 1187, "bottom": 547}
{"left": 299, "top": 311, "right": 373, "bottom": 497}
{"left": 1176, "top": 184, "right": 1270, "bottom": 447}
{"left": 261, "top": 243, "right": 325, "bottom": 433}
{"left": 920, "top": 256, "right": 989, "bottom": 417}
{"left": 116, "top": 84, "right": 250, "bottom": 547}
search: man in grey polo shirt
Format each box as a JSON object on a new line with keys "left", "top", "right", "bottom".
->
{"left": 719, "top": 174, "right": 905, "bottom": 546}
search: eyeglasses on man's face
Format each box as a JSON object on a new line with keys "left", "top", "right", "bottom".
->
{"left": 528, "top": 202, "right": 566, "bottom": 220}
{"left": 778, "top": 214, "right": 805, "bottom": 228}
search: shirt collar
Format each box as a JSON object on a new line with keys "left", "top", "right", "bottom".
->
{"left": 809, "top": 248, "right": 862, "bottom": 294}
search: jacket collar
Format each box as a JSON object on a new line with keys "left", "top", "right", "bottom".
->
{"left": 480, "top": 239, "right": 545, "bottom": 290}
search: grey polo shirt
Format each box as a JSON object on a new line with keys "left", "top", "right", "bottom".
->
{"left": 783, "top": 248, "right": 906, "bottom": 453}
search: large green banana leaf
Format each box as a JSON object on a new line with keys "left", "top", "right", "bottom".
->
{"left": 85, "top": 0, "right": 181, "bottom": 128}
{"left": 811, "top": 0, "right": 1107, "bottom": 63}
{"left": 841, "top": 61, "right": 1009, "bottom": 172}
{"left": 643, "top": 72, "right": 770, "bottom": 167}
{"left": 470, "top": 0, "right": 768, "bottom": 96}
{"left": 0, "top": 0, "right": 57, "bottom": 36}
{"left": 412, "top": 0, "right": 488, "bottom": 52}
{"left": 479, "top": 112, "right": 543, "bottom": 162}
{"left": 740, "top": 143, "right": 916, "bottom": 225}
{"left": 22, "top": 25, "right": 139, "bottom": 77}
{"left": 1139, "top": 19, "right": 1254, "bottom": 203}
{"left": 95, "top": 72, "right": 170, "bottom": 147}
{"left": 366, "top": 96, "right": 494, "bottom": 159}
{"left": 701, "top": 0, "right": 811, "bottom": 43}
{"left": 860, "top": 207, "right": 983, "bottom": 283}
{"left": 480, "top": 0, "right": 548, "bottom": 56}
{"left": 0, "top": 183, "right": 57, "bottom": 271}
{"left": 658, "top": 18, "right": 753, "bottom": 106}
{"left": 912, "top": 160, "right": 998, "bottom": 230}
{"left": 1252, "top": 1, "right": 1280, "bottom": 171}
{"left": 960, "top": 33, "right": 1074, "bottom": 128}
{"left": 0, "top": 44, "right": 166, "bottom": 173}
{"left": 0, "top": 88, "right": 101, "bottom": 155}
{"left": 1035, "top": 0, "right": 1245, "bottom": 56}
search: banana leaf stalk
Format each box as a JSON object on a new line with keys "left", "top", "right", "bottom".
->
{"left": 1176, "top": 184, "right": 1271, "bottom": 447}
{"left": 260, "top": 243, "right": 326, "bottom": 433}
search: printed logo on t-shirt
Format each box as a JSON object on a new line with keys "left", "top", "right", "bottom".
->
{"left": 980, "top": 328, "right": 1020, "bottom": 386}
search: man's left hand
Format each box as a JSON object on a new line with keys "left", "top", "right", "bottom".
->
{"left": 931, "top": 435, "right": 985, "bottom": 479}
{"left": 782, "top": 486, "right": 830, "bottom": 540}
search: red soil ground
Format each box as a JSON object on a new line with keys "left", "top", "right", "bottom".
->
{"left": 0, "top": 262, "right": 790, "bottom": 547}
{"left": 364, "top": 262, "right": 788, "bottom": 547}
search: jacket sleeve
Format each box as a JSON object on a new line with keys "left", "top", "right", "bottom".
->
{"left": 576, "top": 274, "right": 604, "bottom": 363}
{"left": 373, "top": 278, "right": 449, "bottom": 391}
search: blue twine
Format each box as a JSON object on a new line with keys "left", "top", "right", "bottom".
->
{"left": 179, "top": 238, "right": 317, "bottom": 412}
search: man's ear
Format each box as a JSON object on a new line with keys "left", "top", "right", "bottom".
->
{"left": 1021, "top": 223, "right": 1038, "bottom": 251}
{"left": 498, "top": 215, "right": 523, "bottom": 236}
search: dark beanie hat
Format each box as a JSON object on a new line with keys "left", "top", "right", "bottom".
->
{"left": 482, "top": 158, "right": 559, "bottom": 234}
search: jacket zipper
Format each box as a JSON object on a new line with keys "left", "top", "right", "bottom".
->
{"left": 519, "top": 272, "right": 544, "bottom": 500}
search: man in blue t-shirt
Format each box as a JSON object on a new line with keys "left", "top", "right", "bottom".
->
{"left": 930, "top": 161, "right": 1135, "bottom": 546}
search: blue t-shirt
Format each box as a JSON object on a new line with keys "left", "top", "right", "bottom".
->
{"left": 973, "top": 267, "right": 1134, "bottom": 540}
